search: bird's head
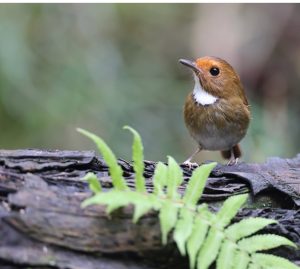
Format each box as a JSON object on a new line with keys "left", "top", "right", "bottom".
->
{"left": 179, "top": 56, "right": 245, "bottom": 102}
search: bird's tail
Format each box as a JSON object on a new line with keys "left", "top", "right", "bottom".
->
{"left": 221, "top": 144, "right": 242, "bottom": 159}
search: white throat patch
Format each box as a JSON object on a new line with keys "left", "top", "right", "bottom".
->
{"left": 192, "top": 74, "right": 218, "bottom": 106}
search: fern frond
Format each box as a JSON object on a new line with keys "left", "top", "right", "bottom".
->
{"left": 80, "top": 126, "right": 299, "bottom": 269}
{"left": 247, "top": 262, "right": 260, "bottom": 269}
{"left": 173, "top": 207, "right": 194, "bottom": 255}
{"left": 251, "top": 253, "right": 300, "bottom": 269}
{"left": 234, "top": 250, "right": 250, "bottom": 269}
{"left": 82, "top": 190, "right": 154, "bottom": 223}
{"left": 216, "top": 240, "right": 236, "bottom": 269}
{"left": 194, "top": 194, "right": 248, "bottom": 269}
{"left": 159, "top": 200, "right": 179, "bottom": 245}
{"left": 82, "top": 190, "right": 131, "bottom": 211}
{"left": 197, "top": 227, "right": 224, "bottom": 269}
{"left": 153, "top": 162, "right": 168, "bottom": 196}
{"left": 186, "top": 205, "right": 212, "bottom": 269}
{"left": 183, "top": 162, "right": 216, "bottom": 206}
{"left": 225, "top": 217, "right": 277, "bottom": 241}
{"left": 166, "top": 156, "right": 183, "bottom": 199}
{"left": 83, "top": 172, "right": 102, "bottom": 194}
{"left": 216, "top": 193, "right": 248, "bottom": 228}
{"left": 132, "top": 194, "right": 156, "bottom": 223}
{"left": 238, "top": 234, "right": 297, "bottom": 253}
{"left": 124, "top": 126, "right": 146, "bottom": 193}
{"left": 77, "top": 128, "right": 128, "bottom": 191}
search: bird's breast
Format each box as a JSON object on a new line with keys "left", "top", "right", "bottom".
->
{"left": 184, "top": 93, "right": 250, "bottom": 150}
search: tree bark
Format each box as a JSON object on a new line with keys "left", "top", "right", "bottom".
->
{"left": 0, "top": 150, "right": 299, "bottom": 268}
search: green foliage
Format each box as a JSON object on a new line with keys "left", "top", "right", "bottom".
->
{"left": 159, "top": 200, "right": 179, "bottom": 244}
{"left": 153, "top": 162, "right": 168, "bottom": 196}
{"left": 79, "top": 127, "right": 298, "bottom": 269}
{"left": 183, "top": 162, "right": 215, "bottom": 206}
{"left": 83, "top": 172, "right": 102, "bottom": 194}
{"left": 123, "top": 126, "right": 146, "bottom": 193}
{"left": 173, "top": 207, "right": 194, "bottom": 255}
{"left": 238, "top": 234, "right": 296, "bottom": 253}
{"left": 77, "top": 128, "right": 128, "bottom": 191}
{"left": 251, "top": 254, "right": 299, "bottom": 269}
{"left": 187, "top": 205, "right": 212, "bottom": 268}
{"left": 166, "top": 156, "right": 183, "bottom": 199}
{"left": 225, "top": 217, "right": 277, "bottom": 241}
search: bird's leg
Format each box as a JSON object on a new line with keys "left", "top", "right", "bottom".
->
{"left": 227, "top": 157, "right": 239, "bottom": 166}
{"left": 183, "top": 146, "right": 202, "bottom": 168}
{"left": 227, "top": 148, "right": 239, "bottom": 166}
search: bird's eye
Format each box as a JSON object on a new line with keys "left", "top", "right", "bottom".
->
{"left": 210, "top": 67, "right": 220, "bottom": 76}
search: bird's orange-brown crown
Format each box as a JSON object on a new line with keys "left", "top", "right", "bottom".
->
{"left": 180, "top": 56, "right": 248, "bottom": 105}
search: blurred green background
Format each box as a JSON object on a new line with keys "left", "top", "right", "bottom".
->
{"left": 0, "top": 4, "right": 299, "bottom": 163}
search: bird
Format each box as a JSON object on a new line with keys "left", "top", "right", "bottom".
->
{"left": 179, "top": 56, "right": 250, "bottom": 166}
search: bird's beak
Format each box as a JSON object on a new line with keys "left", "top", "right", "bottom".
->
{"left": 179, "top": 59, "right": 203, "bottom": 74}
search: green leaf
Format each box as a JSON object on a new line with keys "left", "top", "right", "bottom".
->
{"left": 159, "top": 200, "right": 179, "bottom": 245}
{"left": 187, "top": 204, "right": 211, "bottom": 269}
{"left": 83, "top": 172, "right": 102, "bottom": 193}
{"left": 238, "top": 234, "right": 297, "bottom": 253}
{"left": 166, "top": 156, "right": 183, "bottom": 199}
{"left": 173, "top": 207, "right": 194, "bottom": 255}
{"left": 119, "top": 191, "right": 150, "bottom": 217}
{"left": 77, "top": 128, "right": 128, "bottom": 191}
{"left": 106, "top": 196, "right": 131, "bottom": 214}
{"left": 251, "top": 253, "right": 299, "bottom": 269}
{"left": 197, "top": 227, "right": 224, "bottom": 269}
{"left": 217, "top": 240, "right": 236, "bottom": 269}
{"left": 216, "top": 194, "right": 248, "bottom": 228}
{"left": 148, "top": 193, "right": 163, "bottom": 210}
{"left": 132, "top": 195, "right": 154, "bottom": 223}
{"left": 124, "top": 126, "right": 146, "bottom": 193}
{"left": 183, "top": 162, "right": 216, "bottom": 206}
{"left": 153, "top": 162, "right": 168, "bottom": 196}
{"left": 82, "top": 190, "right": 154, "bottom": 221}
{"left": 226, "top": 217, "right": 277, "bottom": 241}
{"left": 247, "top": 263, "right": 260, "bottom": 269}
{"left": 233, "top": 250, "right": 250, "bottom": 269}
{"left": 81, "top": 190, "right": 129, "bottom": 211}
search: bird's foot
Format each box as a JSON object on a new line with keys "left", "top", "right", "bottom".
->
{"left": 182, "top": 160, "right": 199, "bottom": 170}
{"left": 227, "top": 158, "right": 239, "bottom": 166}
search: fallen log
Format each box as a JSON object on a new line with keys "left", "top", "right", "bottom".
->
{"left": 0, "top": 150, "right": 299, "bottom": 268}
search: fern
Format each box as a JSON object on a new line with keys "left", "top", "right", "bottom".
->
{"left": 83, "top": 172, "right": 102, "bottom": 194}
{"left": 123, "top": 126, "right": 146, "bottom": 193}
{"left": 77, "top": 128, "right": 128, "bottom": 191}
{"left": 78, "top": 127, "right": 299, "bottom": 269}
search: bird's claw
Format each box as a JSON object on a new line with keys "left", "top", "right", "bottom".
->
{"left": 227, "top": 158, "right": 239, "bottom": 166}
{"left": 182, "top": 160, "right": 199, "bottom": 170}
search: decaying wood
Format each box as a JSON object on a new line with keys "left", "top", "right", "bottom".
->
{"left": 0, "top": 150, "right": 299, "bottom": 268}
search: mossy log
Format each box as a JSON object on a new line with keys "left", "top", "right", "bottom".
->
{"left": 0, "top": 150, "right": 299, "bottom": 268}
